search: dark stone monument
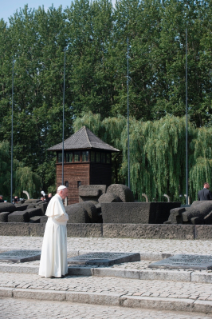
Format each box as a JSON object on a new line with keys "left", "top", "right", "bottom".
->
{"left": 40, "top": 216, "right": 48, "bottom": 223}
{"left": 8, "top": 211, "right": 30, "bottom": 223}
{"left": 68, "top": 252, "right": 140, "bottom": 266}
{"left": 107, "top": 184, "right": 134, "bottom": 202}
{"left": 0, "top": 250, "right": 41, "bottom": 263}
{"left": 149, "top": 254, "right": 212, "bottom": 270}
{"left": 98, "top": 193, "right": 122, "bottom": 203}
{"left": 101, "top": 202, "right": 181, "bottom": 224}
{"left": 0, "top": 203, "right": 16, "bottom": 213}
{"left": 0, "top": 212, "right": 13, "bottom": 222}
{"left": 79, "top": 185, "right": 106, "bottom": 203}
{"left": 30, "top": 216, "right": 42, "bottom": 223}
{"left": 66, "top": 203, "right": 90, "bottom": 223}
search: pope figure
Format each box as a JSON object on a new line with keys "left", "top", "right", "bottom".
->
{"left": 39, "top": 185, "right": 69, "bottom": 278}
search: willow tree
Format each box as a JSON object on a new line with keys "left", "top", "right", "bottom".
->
{"left": 73, "top": 112, "right": 212, "bottom": 202}
{"left": 189, "top": 127, "right": 212, "bottom": 200}
{"left": 0, "top": 141, "right": 42, "bottom": 200}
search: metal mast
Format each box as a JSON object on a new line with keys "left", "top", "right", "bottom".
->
{"left": 62, "top": 50, "right": 66, "bottom": 185}
{"left": 127, "top": 37, "right": 130, "bottom": 189}
{"left": 11, "top": 60, "right": 14, "bottom": 203}
{"left": 185, "top": 29, "right": 188, "bottom": 205}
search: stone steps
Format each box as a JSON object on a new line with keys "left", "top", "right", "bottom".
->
{"left": 1, "top": 284, "right": 212, "bottom": 315}
{"left": 0, "top": 263, "right": 212, "bottom": 284}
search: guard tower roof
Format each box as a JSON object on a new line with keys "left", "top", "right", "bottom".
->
{"left": 48, "top": 126, "right": 120, "bottom": 152}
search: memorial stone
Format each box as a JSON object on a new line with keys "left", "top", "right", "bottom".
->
{"left": 0, "top": 250, "right": 41, "bottom": 263}
{"left": 68, "top": 252, "right": 140, "bottom": 266}
{"left": 149, "top": 254, "right": 212, "bottom": 270}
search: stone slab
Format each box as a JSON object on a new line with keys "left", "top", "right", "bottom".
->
{"left": 0, "top": 250, "right": 41, "bottom": 263}
{"left": 149, "top": 254, "right": 212, "bottom": 270}
{"left": 68, "top": 252, "right": 140, "bottom": 266}
{"left": 101, "top": 202, "right": 181, "bottom": 224}
{"left": 67, "top": 223, "right": 102, "bottom": 237}
{"left": 103, "top": 224, "right": 195, "bottom": 240}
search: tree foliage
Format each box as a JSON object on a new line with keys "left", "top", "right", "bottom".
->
{"left": 0, "top": 141, "right": 41, "bottom": 200}
{"left": 74, "top": 112, "right": 212, "bottom": 202}
{"left": 1, "top": 0, "right": 212, "bottom": 196}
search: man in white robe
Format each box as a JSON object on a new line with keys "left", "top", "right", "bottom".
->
{"left": 39, "top": 185, "right": 69, "bottom": 278}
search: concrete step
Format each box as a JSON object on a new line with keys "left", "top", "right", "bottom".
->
{"left": 1, "top": 285, "right": 212, "bottom": 315}
{"left": 1, "top": 297, "right": 212, "bottom": 319}
{"left": 0, "top": 262, "right": 212, "bottom": 284}
{"left": 0, "top": 271, "right": 212, "bottom": 315}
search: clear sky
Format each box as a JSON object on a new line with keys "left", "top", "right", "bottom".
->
{"left": 1, "top": 0, "right": 74, "bottom": 22}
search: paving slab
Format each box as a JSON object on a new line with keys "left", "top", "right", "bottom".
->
{"left": 149, "top": 254, "right": 212, "bottom": 270}
{"left": 0, "top": 250, "right": 41, "bottom": 263}
{"left": 68, "top": 252, "right": 140, "bottom": 266}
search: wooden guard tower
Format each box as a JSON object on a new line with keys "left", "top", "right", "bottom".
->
{"left": 48, "top": 126, "right": 119, "bottom": 204}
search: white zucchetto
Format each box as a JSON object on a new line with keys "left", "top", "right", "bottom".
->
{"left": 57, "top": 185, "right": 67, "bottom": 191}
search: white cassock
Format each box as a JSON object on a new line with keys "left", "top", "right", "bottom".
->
{"left": 39, "top": 193, "right": 69, "bottom": 278}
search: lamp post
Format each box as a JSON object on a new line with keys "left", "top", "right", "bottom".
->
{"left": 62, "top": 49, "right": 66, "bottom": 185}
{"left": 185, "top": 28, "right": 188, "bottom": 205}
{"left": 11, "top": 59, "right": 14, "bottom": 203}
{"left": 127, "top": 37, "right": 130, "bottom": 189}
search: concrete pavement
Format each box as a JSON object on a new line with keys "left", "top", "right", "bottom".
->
{"left": 1, "top": 236, "right": 212, "bottom": 318}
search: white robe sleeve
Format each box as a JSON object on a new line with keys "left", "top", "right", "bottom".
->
{"left": 45, "top": 194, "right": 68, "bottom": 221}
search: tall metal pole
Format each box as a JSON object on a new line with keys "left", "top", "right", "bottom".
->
{"left": 11, "top": 60, "right": 14, "bottom": 203}
{"left": 185, "top": 29, "right": 188, "bottom": 205}
{"left": 127, "top": 37, "right": 130, "bottom": 189}
{"left": 62, "top": 50, "right": 66, "bottom": 185}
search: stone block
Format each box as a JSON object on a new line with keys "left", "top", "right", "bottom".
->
{"left": 195, "top": 225, "right": 212, "bottom": 239}
{"left": 79, "top": 185, "right": 106, "bottom": 196}
{"left": 98, "top": 193, "right": 122, "bottom": 203}
{"left": 79, "top": 185, "right": 106, "bottom": 203}
{"left": 14, "top": 204, "right": 28, "bottom": 211}
{"left": 191, "top": 272, "right": 212, "bottom": 283}
{"left": 79, "top": 201, "right": 98, "bottom": 223}
{"left": 8, "top": 211, "right": 29, "bottom": 222}
{"left": 27, "top": 207, "right": 43, "bottom": 218}
{"left": 107, "top": 184, "right": 134, "bottom": 202}
{"left": 0, "top": 212, "right": 13, "bottom": 222}
{"left": 101, "top": 202, "right": 181, "bottom": 224}
{"left": 30, "top": 216, "right": 41, "bottom": 223}
{"left": 95, "top": 203, "right": 101, "bottom": 214}
{"left": 204, "top": 211, "right": 212, "bottom": 224}
{"left": 66, "top": 203, "right": 90, "bottom": 223}
{"left": 103, "top": 224, "right": 194, "bottom": 239}
{"left": 0, "top": 287, "right": 13, "bottom": 298}
{"left": 13, "top": 289, "right": 66, "bottom": 301}
{"left": 0, "top": 222, "right": 30, "bottom": 236}
{"left": 24, "top": 199, "right": 42, "bottom": 204}
{"left": 65, "top": 291, "right": 120, "bottom": 306}
{"left": 67, "top": 223, "right": 102, "bottom": 237}
{"left": 0, "top": 202, "right": 16, "bottom": 213}
{"left": 40, "top": 216, "right": 48, "bottom": 223}
{"left": 35, "top": 202, "right": 48, "bottom": 215}
{"left": 120, "top": 296, "right": 194, "bottom": 312}
{"left": 182, "top": 201, "right": 212, "bottom": 222}
{"left": 166, "top": 207, "right": 186, "bottom": 224}
{"left": 26, "top": 204, "right": 36, "bottom": 209}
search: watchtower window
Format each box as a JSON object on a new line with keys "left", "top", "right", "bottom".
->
{"left": 77, "top": 181, "right": 81, "bottom": 188}
{"left": 91, "top": 151, "right": 95, "bottom": 162}
{"left": 66, "top": 152, "right": 73, "bottom": 163}
{"left": 74, "top": 151, "right": 80, "bottom": 162}
{"left": 58, "top": 152, "right": 62, "bottom": 163}
{"left": 96, "top": 152, "right": 101, "bottom": 163}
{"left": 106, "top": 153, "right": 111, "bottom": 164}
{"left": 82, "top": 151, "right": 89, "bottom": 162}
{"left": 101, "top": 152, "right": 105, "bottom": 163}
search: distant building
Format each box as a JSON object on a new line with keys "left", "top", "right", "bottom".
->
{"left": 48, "top": 126, "right": 119, "bottom": 204}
